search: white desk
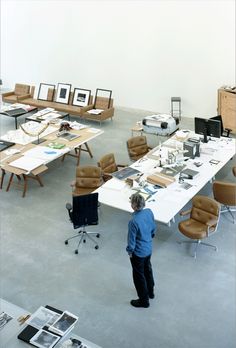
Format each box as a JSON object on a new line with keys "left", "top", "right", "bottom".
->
{"left": 0, "top": 298, "right": 102, "bottom": 348}
{"left": 96, "top": 135, "right": 236, "bottom": 225}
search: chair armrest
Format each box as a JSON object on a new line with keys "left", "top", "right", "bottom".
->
{"left": 179, "top": 209, "right": 191, "bottom": 216}
{"left": 66, "top": 202, "right": 73, "bottom": 221}
{"left": 206, "top": 218, "right": 218, "bottom": 236}
{"left": 117, "top": 164, "right": 127, "bottom": 169}
{"left": 102, "top": 172, "right": 113, "bottom": 181}
{"left": 83, "top": 104, "right": 94, "bottom": 112}
{"left": 2, "top": 91, "right": 14, "bottom": 97}
{"left": 70, "top": 180, "right": 76, "bottom": 187}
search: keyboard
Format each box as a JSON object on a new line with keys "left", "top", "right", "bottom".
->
{"left": 180, "top": 182, "right": 192, "bottom": 190}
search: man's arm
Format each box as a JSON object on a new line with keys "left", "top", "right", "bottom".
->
{"left": 126, "top": 220, "right": 137, "bottom": 256}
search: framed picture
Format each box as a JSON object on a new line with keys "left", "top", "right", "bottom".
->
{"left": 37, "top": 83, "right": 55, "bottom": 101}
{"left": 55, "top": 83, "right": 71, "bottom": 104}
{"left": 94, "top": 88, "right": 112, "bottom": 109}
{"left": 72, "top": 88, "right": 91, "bottom": 107}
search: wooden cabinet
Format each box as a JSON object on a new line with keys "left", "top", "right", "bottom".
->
{"left": 217, "top": 88, "right": 236, "bottom": 133}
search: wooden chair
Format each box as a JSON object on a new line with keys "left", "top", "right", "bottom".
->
{"left": 97, "top": 153, "right": 126, "bottom": 181}
{"left": 126, "top": 135, "right": 152, "bottom": 161}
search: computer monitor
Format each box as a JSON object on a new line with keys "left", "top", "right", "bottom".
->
{"left": 207, "top": 119, "right": 221, "bottom": 138}
{"left": 194, "top": 117, "right": 221, "bottom": 143}
{"left": 194, "top": 117, "right": 208, "bottom": 143}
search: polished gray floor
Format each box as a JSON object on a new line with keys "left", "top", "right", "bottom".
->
{"left": 0, "top": 108, "right": 235, "bottom": 348}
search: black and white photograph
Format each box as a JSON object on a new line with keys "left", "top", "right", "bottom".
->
{"left": 72, "top": 88, "right": 91, "bottom": 107}
{"left": 30, "top": 329, "right": 60, "bottom": 348}
{"left": 0, "top": 311, "right": 13, "bottom": 330}
{"left": 26, "top": 306, "right": 60, "bottom": 329}
{"left": 55, "top": 83, "right": 71, "bottom": 104}
{"left": 49, "top": 311, "right": 78, "bottom": 336}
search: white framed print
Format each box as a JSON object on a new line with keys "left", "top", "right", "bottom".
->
{"left": 55, "top": 83, "right": 71, "bottom": 104}
{"left": 72, "top": 88, "right": 91, "bottom": 107}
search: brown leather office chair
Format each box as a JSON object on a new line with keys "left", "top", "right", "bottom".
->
{"left": 72, "top": 165, "right": 103, "bottom": 196}
{"left": 97, "top": 153, "right": 126, "bottom": 181}
{"left": 178, "top": 195, "right": 220, "bottom": 258}
{"left": 126, "top": 135, "right": 151, "bottom": 161}
{"left": 212, "top": 181, "right": 236, "bottom": 224}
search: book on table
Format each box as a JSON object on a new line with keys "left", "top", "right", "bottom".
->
{"left": 180, "top": 168, "right": 199, "bottom": 179}
{"left": 57, "top": 132, "right": 80, "bottom": 141}
{"left": 18, "top": 305, "right": 78, "bottom": 348}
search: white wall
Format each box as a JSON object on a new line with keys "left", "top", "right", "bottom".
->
{"left": 1, "top": 0, "right": 235, "bottom": 117}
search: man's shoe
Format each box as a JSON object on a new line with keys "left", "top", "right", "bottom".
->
{"left": 149, "top": 293, "right": 155, "bottom": 299}
{"left": 130, "top": 299, "right": 149, "bottom": 308}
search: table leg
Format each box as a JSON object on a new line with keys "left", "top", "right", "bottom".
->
{"left": 0, "top": 169, "right": 6, "bottom": 189}
{"left": 6, "top": 173, "right": 14, "bottom": 191}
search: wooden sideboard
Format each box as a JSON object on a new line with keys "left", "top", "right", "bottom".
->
{"left": 217, "top": 88, "right": 236, "bottom": 133}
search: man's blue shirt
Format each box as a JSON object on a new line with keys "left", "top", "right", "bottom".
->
{"left": 126, "top": 208, "right": 156, "bottom": 257}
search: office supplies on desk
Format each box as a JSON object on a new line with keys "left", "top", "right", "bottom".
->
{"left": 147, "top": 172, "right": 175, "bottom": 187}
{"left": 112, "top": 167, "right": 140, "bottom": 180}
{"left": 57, "top": 132, "right": 80, "bottom": 141}
{"left": 0, "top": 140, "right": 15, "bottom": 152}
{"left": 18, "top": 305, "right": 78, "bottom": 348}
{"left": 180, "top": 168, "right": 199, "bottom": 179}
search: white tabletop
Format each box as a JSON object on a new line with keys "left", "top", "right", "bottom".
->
{"left": 0, "top": 298, "right": 102, "bottom": 348}
{"left": 96, "top": 135, "right": 236, "bottom": 224}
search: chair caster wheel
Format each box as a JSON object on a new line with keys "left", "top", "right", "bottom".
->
{"left": 75, "top": 250, "right": 78, "bottom": 254}
{"left": 96, "top": 233, "right": 100, "bottom": 238}
{"left": 95, "top": 245, "right": 99, "bottom": 250}
{"left": 83, "top": 239, "right": 86, "bottom": 243}
{"left": 65, "top": 241, "right": 68, "bottom": 245}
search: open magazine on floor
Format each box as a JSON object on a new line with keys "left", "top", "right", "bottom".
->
{"left": 18, "top": 305, "right": 78, "bottom": 348}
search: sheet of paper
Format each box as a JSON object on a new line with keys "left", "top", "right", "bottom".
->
{"left": 9, "top": 156, "right": 45, "bottom": 171}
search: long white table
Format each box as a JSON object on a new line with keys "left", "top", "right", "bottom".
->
{"left": 96, "top": 134, "right": 235, "bottom": 225}
{"left": 0, "top": 298, "right": 102, "bottom": 348}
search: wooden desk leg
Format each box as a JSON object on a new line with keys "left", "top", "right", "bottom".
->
{"left": 84, "top": 142, "right": 93, "bottom": 158}
{"left": 6, "top": 173, "right": 14, "bottom": 192}
{"left": 22, "top": 175, "right": 28, "bottom": 198}
{"left": 0, "top": 169, "right": 6, "bottom": 189}
{"left": 35, "top": 175, "right": 44, "bottom": 187}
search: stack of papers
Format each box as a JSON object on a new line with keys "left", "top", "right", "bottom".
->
{"left": 87, "top": 109, "right": 104, "bottom": 115}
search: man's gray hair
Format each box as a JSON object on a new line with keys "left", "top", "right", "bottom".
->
{"left": 130, "top": 193, "right": 145, "bottom": 211}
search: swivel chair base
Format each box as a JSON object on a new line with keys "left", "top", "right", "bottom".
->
{"left": 179, "top": 239, "right": 218, "bottom": 259}
{"left": 65, "top": 226, "right": 100, "bottom": 254}
{"left": 221, "top": 206, "right": 236, "bottom": 224}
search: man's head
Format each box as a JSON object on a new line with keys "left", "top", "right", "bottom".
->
{"left": 130, "top": 193, "right": 145, "bottom": 211}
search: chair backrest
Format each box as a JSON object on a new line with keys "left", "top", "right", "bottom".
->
{"left": 127, "top": 135, "right": 149, "bottom": 161}
{"left": 98, "top": 153, "right": 117, "bottom": 173}
{"left": 191, "top": 195, "right": 220, "bottom": 228}
{"left": 75, "top": 165, "right": 102, "bottom": 190}
{"left": 14, "top": 83, "right": 30, "bottom": 96}
{"left": 72, "top": 193, "right": 98, "bottom": 228}
{"left": 213, "top": 181, "right": 236, "bottom": 206}
{"left": 94, "top": 96, "right": 113, "bottom": 110}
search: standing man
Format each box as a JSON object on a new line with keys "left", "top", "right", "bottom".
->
{"left": 126, "top": 193, "right": 156, "bottom": 308}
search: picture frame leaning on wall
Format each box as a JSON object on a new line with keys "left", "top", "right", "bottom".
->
{"left": 37, "top": 83, "right": 55, "bottom": 102}
{"left": 72, "top": 88, "right": 91, "bottom": 107}
{"left": 55, "top": 83, "right": 72, "bottom": 104}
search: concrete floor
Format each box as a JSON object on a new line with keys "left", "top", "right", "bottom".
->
{"left": 0, "top": 108, "right": 235, "bottom": 348}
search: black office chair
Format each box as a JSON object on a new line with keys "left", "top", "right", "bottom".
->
{"left": 210, "top": 115, "right": 232, "bottom": 137}
{"left": 65, "top": 193, "right": 100, "bottom": 254}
